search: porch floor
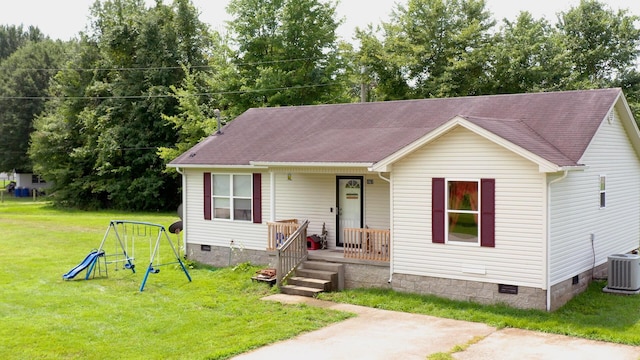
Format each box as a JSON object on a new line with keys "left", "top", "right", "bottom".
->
{"left": 307, "top": 249, "right": 389, "bottom": 267}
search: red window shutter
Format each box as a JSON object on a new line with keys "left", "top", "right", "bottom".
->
{"left": 432, "top": 178, "right": 445, "bottom": 244}
{"left": 253, "top": 173, "right": 262, "bottom": 224}
{"left": 480, "top": 178, "right": 495, "bottom": 247}
{"left": 203, "top": 172, "right": 211, "bottom": 220}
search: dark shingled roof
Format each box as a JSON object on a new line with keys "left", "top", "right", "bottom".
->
{"left": 170, "top": 88, "right": 622, "bottom": 168}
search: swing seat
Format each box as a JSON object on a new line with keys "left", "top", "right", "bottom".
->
{"left": 124, "top": 263, "right": 135, "bottom": 270}
{"left": 149, "top": 268, "right": 160, "bottom": 274}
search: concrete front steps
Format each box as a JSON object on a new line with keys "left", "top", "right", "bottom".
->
{"left": 280, "top": 260, "right": 344, "bottom": 297}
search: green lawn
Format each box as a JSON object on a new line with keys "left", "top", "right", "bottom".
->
{"left": 3, "top": 198, "right": 640, "bottom": 359}
{"left": 0, "top": 199, "right": 351, "bottom": 360}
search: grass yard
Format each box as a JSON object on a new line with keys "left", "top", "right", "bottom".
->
{"left": 0, "top": 198, "right": 351, "bottom": 360}
{"left": 3, "top": 198, "right": 640, "bottom": 359}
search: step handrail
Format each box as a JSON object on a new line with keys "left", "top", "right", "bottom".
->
{"left": 276, "top": 219, "right": 309, "bottom": 287}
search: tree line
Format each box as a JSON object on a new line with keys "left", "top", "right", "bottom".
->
{"left": 0, "top": 0, "right": 638, "bottom": 210}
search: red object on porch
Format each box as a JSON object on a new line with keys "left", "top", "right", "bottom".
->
{"left": 307, "top": 235, "right": 322, "bottom": 250}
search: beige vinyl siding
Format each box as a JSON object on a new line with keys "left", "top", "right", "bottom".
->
{"left": 392, "top": 126, "right": 546, "bottom": 288}
{"left": 549, "top": 109, "right": 640, "bottom": 285}
{"left": 363, "top": 174, "right": 391, "bottom": 231}
{"left": 274, "top": 172, "right": 390, "bottom": 249}
{"left": 184, "top": 168, "right": 389, "bottom": 251}
{"left": 273, "top": 172, "right": 336, "bottom": 246}
{"left": 183, "top": 168, "right": 270, "bottom": 251}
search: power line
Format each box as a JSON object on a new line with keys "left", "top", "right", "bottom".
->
{"left": 0, "top": 56, "right": 325, "bottom": 73}
{"left": 0, "top": 82, "right": 338, "bottom": 100}
{"left": 1, "top": 146, "right": 164, "bottom": 154}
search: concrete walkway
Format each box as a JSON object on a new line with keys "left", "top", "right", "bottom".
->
{"left": 232, "top": 294, "right": 640, "bottom": 360}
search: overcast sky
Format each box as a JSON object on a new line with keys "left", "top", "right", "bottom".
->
{"left": 0, "top": 0, "right": 639, "bottom": 42}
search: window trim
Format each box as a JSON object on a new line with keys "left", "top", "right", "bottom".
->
{"left": 31, "top": 174, "right": 46, "bottom": 184}
{"left": 432, "top": 177, "right": 495, "bottom": 248}
{"left": 445, "top": 178, "right": 481, "bottom": 246}
{"left": 212, "top": 173, "right": 253, "bottom": 222}
{"left": 204, "top": 173, "right": 212, "bottom": 220}
{"left": 599, "top": 175, "right": 606, "bottom": 209}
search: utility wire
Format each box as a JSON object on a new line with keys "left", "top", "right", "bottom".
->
{"left": 1, "top": 147, "right": 161, "bottom": 154}
{"left": 0, "top": 56, "right": 324, "bottom": 73}
{"left": 0, "top": 82, "right": 338, "bottom": 100}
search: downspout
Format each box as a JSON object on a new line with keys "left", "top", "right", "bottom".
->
{"left": 378, "top": 172, "right": 390, "bottom": 183}
{"left": 377, "top": 172, "right": 393, "bottom": 283}
{"left": 546, "top": 170, "right": 568, "bottom": 311}
{"left": 176, "top": 167, "right": 187, "bottom": 256}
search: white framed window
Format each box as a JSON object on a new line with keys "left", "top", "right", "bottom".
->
{"left": 212, "top": 174, "right": 252, "bottom": 221}
{"left": 31, "top": 174, "right": 46, "bottom": 184}
{"left": 446, "top": 179, "right": 480, "bottom": 245}
{"left": 599, "top": 175, "right": 606, "bottom": 209}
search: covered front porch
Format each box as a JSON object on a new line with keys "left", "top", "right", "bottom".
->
{"left": 267, "top": 220, "right": 390, "bottom": 262}
{"left": 261, "top": 169, "right": 391, "bottom": 259}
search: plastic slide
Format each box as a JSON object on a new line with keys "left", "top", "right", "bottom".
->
{"left": 62, "top": 250, "right": 104, "bottom": 280}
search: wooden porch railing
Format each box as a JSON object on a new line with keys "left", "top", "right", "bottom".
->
{"left": 343, "top": 228, "right": 390, "bottom": 262}
{"left": 267, "top": 219, "right": 299, "bottom": 251}
{"left": 276, "top": 219, "right": 309, "bottom": 287}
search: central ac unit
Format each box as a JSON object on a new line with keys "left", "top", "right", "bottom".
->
{"left": 605, "top": 254, "right": 640, "bottom": 292}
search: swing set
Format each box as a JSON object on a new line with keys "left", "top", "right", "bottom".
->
{"left": 63, "top": 220, "right": 191, "bottom": 291}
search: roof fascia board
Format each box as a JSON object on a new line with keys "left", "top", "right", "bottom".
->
{"left": 559, "top": 165, "right": 588, "bottom": 171}
{"left": 166, "top": 164, "right": 267, "bottom": 169}
{"left": 372, "top": 116, "right": 562, "bottom": 173}
{"left": 249, "top": 161, "right": 374, "bottom": 168}
{"left": 615, "top": 93, "right": 640, "bottom": 157}
{"left": 576, "top": 92, "right": 640, "bottom": 165}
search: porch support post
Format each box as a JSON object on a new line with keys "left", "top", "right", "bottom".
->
{"left": 270, "top": 171, "right": 276, "bottom": 222}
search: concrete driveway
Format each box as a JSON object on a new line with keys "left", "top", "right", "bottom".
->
{"left": 232, "top": 294, "right": 640, "bottom": 360}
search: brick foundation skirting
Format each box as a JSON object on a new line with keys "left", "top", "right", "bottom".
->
{"left": 335, "top": 262, "right": 392, "bottom": 290}
{"left": 548, "top": 262, "right": 607, "bottom": 311}
{"left": 391, "top": 273, "right": 547, "bottom": 310}
{"left": 187, "top": 243, "right": 609, "bottom": 311}
{"left": 186, "top": 243, "right": 274, "bottom": 268}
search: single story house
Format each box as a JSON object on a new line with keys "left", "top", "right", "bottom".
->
{"left": 168, "top": 88, "right": 640, "bottom": 311}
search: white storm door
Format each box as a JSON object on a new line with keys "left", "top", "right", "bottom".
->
{"left": 336, "top": 176, "right": 363, "bottom": 247}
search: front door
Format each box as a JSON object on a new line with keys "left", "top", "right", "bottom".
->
{"left": 336, "top": 176, "right": 363, "bottom": 247}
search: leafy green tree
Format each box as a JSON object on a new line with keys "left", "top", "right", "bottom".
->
{"left": 0, "top": 25, "right": 45, "bottom": 62}
{"left": 30, "top": 42, "right": 102, "bottom": 207}
{"left": 557, "top": 0, "right": 640, "bottom": 87}
{"left": 30, "top": 0, "right": 212, "bottom": 210}
{"left": 355, "top": 25, "right": 412, "bottom": 101}
{"left": 0, "top": 40, "right": 68, "bottom": 173}
{"left": 489, "top": 12, "right": 570, "bottom": 94}
{"left": 614, "top": 70, "right": 640, "bottom": 124}
{"left": 224, "top": 0, "right": 351, "bottom": 114}
{"left": 157, "top": 67, "right": 217, "bottom": 165}
{"left": 358, "top": 0, "right": 496, "bottom": 99}
{"left": 157, "top": 29, "right": 240, "bottom": 165}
